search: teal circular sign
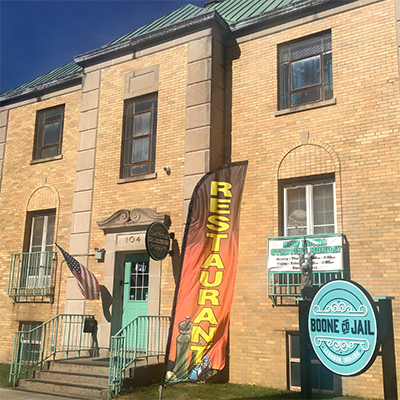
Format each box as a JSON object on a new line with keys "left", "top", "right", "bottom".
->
{"left": 309, "top": 280, "right": 378, "bottom": 376}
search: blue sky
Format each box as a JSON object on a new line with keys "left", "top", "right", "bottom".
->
{"left": 0, "top": 0, "right": 206, "bottom": 94}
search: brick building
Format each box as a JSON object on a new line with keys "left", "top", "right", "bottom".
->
{"left": 0, "top": 0, "right": 399, "bottom": 398}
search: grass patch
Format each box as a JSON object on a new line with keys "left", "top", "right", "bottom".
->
{"left": 119, "top": 383, "right": 376, "bottom": 400}
{"left": 0, "top": 364, "right": 11, "bottom": 388}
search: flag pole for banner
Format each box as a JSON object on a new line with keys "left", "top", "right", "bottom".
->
{"left": 159, "top": 161, "right": 248, "bottom": 396}
{"left": 159, "top": 173, "right": 197, "bottom": 398}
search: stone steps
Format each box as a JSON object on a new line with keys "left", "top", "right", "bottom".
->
{"left": 17, "top": 357, "right": 109, "bottom": 400}
{"left": 18, "top": 379, "right": 108, "bottom": 400}
{"left": 16, "top": 356, "right": 164, "bottom": 399}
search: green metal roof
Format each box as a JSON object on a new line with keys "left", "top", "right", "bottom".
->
{"left": 207, "top": 0, "right": 302, "bottom": 23}
{"left": 2, "top": 0, "right": 305, "bottom": 98}
{"left": 105, "top": 0, "right": 302, "bottom": 44}
{"left": 105, "top": 4, "right": 206, "bottom": 45}
{"left": 6, "top": 61, "right": 83, "bottom": 94}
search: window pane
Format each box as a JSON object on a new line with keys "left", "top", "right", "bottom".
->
{"left": 45, "top": 214, "right": 55, "bottom": 250}
{"left": 291, "top": 37, "right": 323, "bottom": 61}
{"left": 122, "top": 165, "right": 130, "bottom": 178}
{"left": 279, "top": 63, "right": 289, "bottom": 95}
{"left": 133, "top": 112, "right": 151, "bottom": 137}
{"left": 314, "top": 225, "right": 335, "bottom": 234}
{"left": 123, "top": 139, "right": 132, "bottom": 165}
{"left": 44, "top": 108, "right": 63, "bottom": 123}
{"left": 132, "top": 163, "right": 149, "bottom": 176}
{"left": 291, "top": 362, "right": 301, "bottom": 387}
{"left": 323, "top": 52, "right": 332, "bottom": 84}
{"left": 290, "top": 334, "right": 300, "bottom": 359}
{"left": 41, "top": 146, "right": 58, "bottom": 158}
{"left": 291, "top": 56, "right": 321, "bottom": 91}
{"left": 279, "top": 46, "right": 290, "bottom": 63}
{"left": 323, "top": 34, "right": 332, "bottom": 52}
{"left": 313, "top": 184, "right": 334, "bottom": 225}
{"left": 287, "top": 188, "right": 307, "bottom": 235}
{"left": 125, "top": 114, "right": 133, "bottom": 140}
{"left": 324, "top": 84, "right": 333, "bottom": 101}
{"left": 132, "top": 137, "right": 149, "bottom": 162}
{"left": 31, "top": 217, "right": 44, "bottom": 252}
{"left": 291, "top": 87, "right": 321, "bottom": 106}
{"left": 135, "top": 99, "right": 153, "bottom": 113}
{"left": 44, "top": 122, "right": 60, "bottom": 145}
{"left": 279, "top": 94, "right": 289, "bottom": 110}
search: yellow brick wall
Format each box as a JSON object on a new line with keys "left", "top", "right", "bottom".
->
{"left": 0, "top": 91, "right": 81, "bottom": 362}
{"left": 228, "top": 0, "right": 400, "bottom": 398}
{"left": 0, "top": 1, "right": 399, "bottom": 398}
{"left": 84, "top": 43, "right": 189, "bottom": 320}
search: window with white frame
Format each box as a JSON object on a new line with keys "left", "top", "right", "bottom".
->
{"left": 22, "top": 210, "right": 55, "bottom": 288}
{"left": 283, "top": 178, "right": 336, "bottom": 236}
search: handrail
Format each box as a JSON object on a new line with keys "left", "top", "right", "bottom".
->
{"left": 9, "top": 314, "right": 94, "bottom": 386}
{"left": 108, "top": 315, "right": 170, "bottom": 398}
{"left": 8, "top": 251, "right": 57, "bottom": 300}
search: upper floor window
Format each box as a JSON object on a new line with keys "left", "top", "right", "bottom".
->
{"left": 283, "top": 178, "right": 336, "bottom": 236}
{"left": 121, "top": 95, "right": 157, "bottom": 179}
{"left": 34, "top": 105, "right": 64, "bottom": 160}
{"left": 278, "top": 32, "right": 332, "bottom": 110}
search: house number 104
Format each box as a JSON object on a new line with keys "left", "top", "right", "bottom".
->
{"left": 126, "top": 235, "right": 141, "bottom": 243}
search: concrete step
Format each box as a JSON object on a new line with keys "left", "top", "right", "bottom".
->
{"left": 18, "top": 379, "right": 108, "bottom": 400}
{"left": 49, "top": 358, "right": 109, "bottom": 377}
{"left": 34, "top": 370, "right": 109, "bottom": 388}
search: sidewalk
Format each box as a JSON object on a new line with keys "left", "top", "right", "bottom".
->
{"left": 0, "top": 388, "right": 81, "bottom": 400}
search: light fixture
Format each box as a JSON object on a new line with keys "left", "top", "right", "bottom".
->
{"left": 94, "top": 247, "right": 105, "bottom": 262}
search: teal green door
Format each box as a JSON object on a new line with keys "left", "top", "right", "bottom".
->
{"left": 121, "top": 254, "right": 149, "bottom": 329}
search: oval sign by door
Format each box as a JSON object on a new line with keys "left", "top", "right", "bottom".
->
{"left": 309, "top": 280, "right": 379, "bottom": 376}
{"left": 145, "top": 222, "right": 170, "bottom": 261}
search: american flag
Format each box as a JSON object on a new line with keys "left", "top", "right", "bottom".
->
{"left": 56, "top": 243, "right": 100, "bottom": 300}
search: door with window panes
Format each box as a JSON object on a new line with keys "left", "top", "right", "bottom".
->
{"left": 24, "top": 212, "right": 55, "bottom": 288}
{"left": 122, "top": 254, "right": 149, "bottom": 329}
{"left": 284, "top": 181, "right": 335, "bottom": 236}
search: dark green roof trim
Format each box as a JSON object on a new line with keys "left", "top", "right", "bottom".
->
{"left": 0, "top": 69, "right": 83, "bottom": 107}
{"left": 75, "top": 9, "right": 230, "bottom": 68}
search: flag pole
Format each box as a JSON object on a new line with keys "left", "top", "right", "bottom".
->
{"left": 158, "top": 183, "right": 196, "bottom": 396}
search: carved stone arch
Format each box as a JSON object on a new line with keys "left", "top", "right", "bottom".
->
{"left": 26, "top": 184, "right": 60, "bottom": 212}
{"left": 277, "top": 140, "right": 340, "bottom": 180}
{"left": 97, "top": 208, "right": 171, "bottom": 235}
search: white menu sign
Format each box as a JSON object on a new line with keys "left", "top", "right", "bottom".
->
{"left": 267, "top": 234, "right": 344, "bottom": 272}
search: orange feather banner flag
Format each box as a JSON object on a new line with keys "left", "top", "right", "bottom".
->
{"left": 161, "top": 161, "right": 248, "bottom": 387}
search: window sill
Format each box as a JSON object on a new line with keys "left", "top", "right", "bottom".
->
{"left": 117, "top": 172, "right": 157, "bottom": 184}
{"left": 275, "top": 98, "right": 336, "bottom": 117}
{"left": 30, "top": 154, "right": 63, "bottom": 165}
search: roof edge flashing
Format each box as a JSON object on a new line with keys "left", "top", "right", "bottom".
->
{"left": 75, "top": 10, "right": 231, "bottom": 68}
{"left": 0, "top": 72, "right": 83, "bottom": 107}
